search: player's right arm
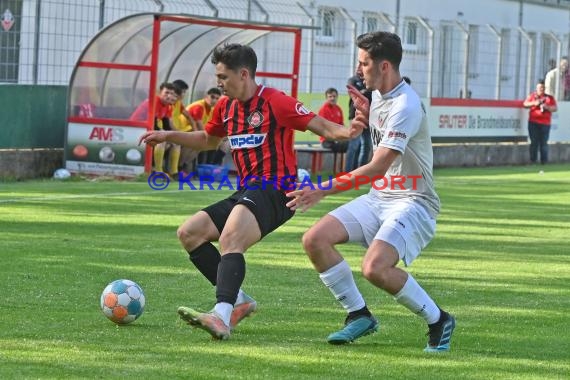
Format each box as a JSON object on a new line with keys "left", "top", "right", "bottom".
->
{"left": 138, "top": 130, "right": 221, "bottom": 151}
{"left": 141, "top": 96, "right": 229, "bottom": 150}
{"left": 306, "top": 114, "right": 365, "bottom": 141}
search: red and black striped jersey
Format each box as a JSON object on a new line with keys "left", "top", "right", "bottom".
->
{"left": 205, "top": 85, "right": 315, "bottom": 190}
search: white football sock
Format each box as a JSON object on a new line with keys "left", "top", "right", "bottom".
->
{"left": 213, "top": 302, "right": 233, "bottom": 327}
{"left": 394, "top": 274, "right": 440, "bottom": 324}
{"left": 319, "top": 260, "right": 366, "bottom": 312}
{"left": 216, "top": 288, "right": 248, "bottom": 305}
{"left": 235, "top": 289, "right": 246, "bottom": 305}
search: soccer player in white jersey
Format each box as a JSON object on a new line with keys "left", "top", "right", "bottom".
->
{"left": 286, "top": 31, "right": 455, "bottom": 352}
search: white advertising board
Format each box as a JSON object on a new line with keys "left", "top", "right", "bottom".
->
{"left": 65, "top": 122, "right": 147, "bottom": 177}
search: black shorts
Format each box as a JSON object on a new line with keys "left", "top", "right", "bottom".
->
{"left": 202, "top": 183, "right": 295, "bottom": 238}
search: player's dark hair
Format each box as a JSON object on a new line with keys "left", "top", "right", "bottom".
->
{"left": 538, "top": 79, "right": 545, "bottom": 85}
{"left": 159, "top": 82, "right": 176, "bottom": 91}
{"left": 207, "top": 87, "right": 222, "bottom": 96}
{"left": 325, "top": 87, "right": 338, "bottom": 95}
{"left": 173, "top": 79, "right": 189, "bottom": 91}
{"left": 356, "top": 31, "right": 402, "bottom": 69}
{"left": 211, "top": 43, "right": 257, "bottom": 78}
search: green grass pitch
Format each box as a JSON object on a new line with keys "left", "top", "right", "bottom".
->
{"left": 0, "top": 164, "right": 569, "bottom": 379}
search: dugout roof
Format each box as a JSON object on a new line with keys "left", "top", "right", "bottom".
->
{"left": 68, "top": 13, "right": 303, "bottom": 123}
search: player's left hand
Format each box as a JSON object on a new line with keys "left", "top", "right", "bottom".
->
{"left": 286, "top": 187, "right": 324, "bottom": 212}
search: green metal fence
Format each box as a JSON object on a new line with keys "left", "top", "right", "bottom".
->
{"left": 0, "top": 85, "right": 67, "bottom": 149}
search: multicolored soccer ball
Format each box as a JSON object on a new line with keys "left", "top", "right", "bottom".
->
{"left": 100, "top": 279, "right": 145, "bottom": 324}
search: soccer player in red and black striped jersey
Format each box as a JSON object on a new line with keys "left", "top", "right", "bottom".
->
{"left": 139, "top": 43, "right": 364, "bottom": 340}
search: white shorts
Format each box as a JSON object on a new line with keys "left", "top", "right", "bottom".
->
{"left": 329, "top": 194, "right": 436, "bottom": 266}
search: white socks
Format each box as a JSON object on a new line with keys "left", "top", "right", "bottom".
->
{"left": 319, "top": 260, "right": 365, "bottom": 312}
{"left": 394, "top": 274, "right": 440, "bottom": 324}
{"left": 321, "top": 261, "right": 441, "bottom": 324}
{"left": 235, "top": 289, "right": 246, "bottom": 305}
{"left": 212, "top": 289, "right": 249, "bottom": 327}
{"left": 213, "top": 302, "right": 233, "bottom": 327}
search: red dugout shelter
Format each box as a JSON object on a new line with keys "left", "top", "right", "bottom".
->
{"left": 65, "top": 13, "right": 303, "bottom": 176}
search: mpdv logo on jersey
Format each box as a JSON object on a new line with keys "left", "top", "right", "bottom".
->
{"left": 228, "top": 133, "right": 267, "bottom": 149}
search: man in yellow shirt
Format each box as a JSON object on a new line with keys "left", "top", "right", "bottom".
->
{"left": 168, "top": 79, "right": 195, "bottom": 177}
{"left": 178, "top": 87, "right": 222, "bottom": 172}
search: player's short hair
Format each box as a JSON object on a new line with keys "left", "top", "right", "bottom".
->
{"left": 159, "top": 82, "right": 176, "bottom": 91}
{"left": 207, "top": 87, "right": 222, "bottom": 96}
{"left": 211, "top": 43, "right": 257, "bottom": 78}
{"left": 356, "top": 31, "right": 402, "bottom": 69}
{"left": 172, "top": 79, "right": 189, "bottom": 91}
{"left": 325, "top": 87, "right": 338, "bottom": 96}
{"left": 538, "top": 79, "right": 545, "bottom": 85}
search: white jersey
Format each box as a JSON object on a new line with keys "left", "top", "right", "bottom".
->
{"left": 368, "top": 80, "right": 440, "bottom": 217}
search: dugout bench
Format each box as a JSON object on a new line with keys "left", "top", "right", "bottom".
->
{"left": 294, "top": 143, "right": 345, "bottom": 175}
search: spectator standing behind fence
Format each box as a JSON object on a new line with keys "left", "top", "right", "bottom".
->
{"left": 318, "top": 88, "right": 348, "bottom": 159}
{"left": 523, "top": 79, "right": 557, "bottom": 165}
{"left": 130, "top": 82, "right": 177, "bottom": 172}
{"left": 344, "top": 75, "right": 372, "bottom": 172}
{"left": 544, "top": 57, "right": 570, "bottom": 100}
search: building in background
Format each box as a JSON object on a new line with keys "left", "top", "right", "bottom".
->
{"left": 2, "top": 0, "right": 570, "bottom": 100}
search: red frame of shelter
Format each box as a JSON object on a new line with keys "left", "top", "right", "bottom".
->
{"left": 68, "top": 15, "right": 303, "bottom": 173}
